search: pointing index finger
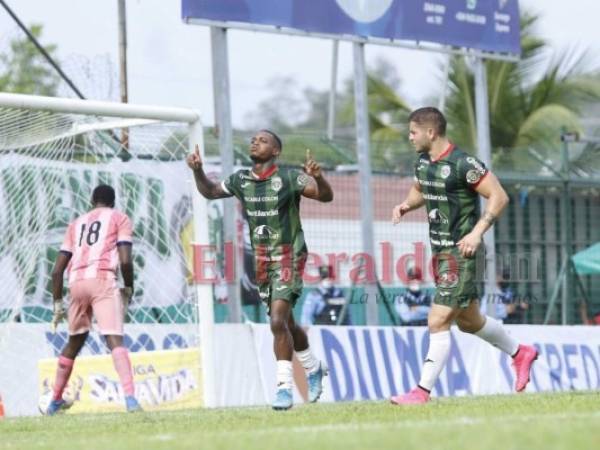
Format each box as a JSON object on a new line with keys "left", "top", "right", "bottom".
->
{"left": 306, "top": 148, "right": 312, "bottom": 161}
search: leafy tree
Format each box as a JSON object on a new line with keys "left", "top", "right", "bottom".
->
{"left": 242, "top": 76, "right": 308, "bottom": 133}
{"left": 442, "top": 13, "right": 600, "bottom": 170}
{"left": 334, "top": 58, "right": 412, "bottom": 170}
{"left": 243, "top": 58, "right": 411, "bottom": 137}
{"left": 0, "top": 24, "right": 60, "bottom": 96}
{"left": 241, "top": 58, "right": 413, "bottom": 170}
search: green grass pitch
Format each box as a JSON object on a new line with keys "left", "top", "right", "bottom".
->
{"left": 1, "top": 392, "right": 599, "bottom": 450}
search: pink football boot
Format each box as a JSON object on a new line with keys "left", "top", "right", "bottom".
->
{"left": 513, "top": 344, "right": 538, "bottom": 392}
{"left": 390, "top": 386, "right": 430, "bottom": 405}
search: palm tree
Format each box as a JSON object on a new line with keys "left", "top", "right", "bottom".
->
{"left": 364, "top": 74, "right": 414, "bottom": 171}
{"left": 443, "top": 13, "right": 600, "bottom": 170}
{"left": 336, "top": 59, "right": 413, "bottom": 170}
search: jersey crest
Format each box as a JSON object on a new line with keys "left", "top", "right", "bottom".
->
{"left": 270, "top": 176, "right": 282, "bottom": 192}
{"left": 440, "top": 165, "right": 451, "bottom": 179}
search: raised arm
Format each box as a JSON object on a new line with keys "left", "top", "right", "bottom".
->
{"left": 187, "top": 144, "right": 231, "bottom": 200}
{"left": 301, "top": 149, "right": 334, "bottom": 202}
{"left": 392, "top": 181, "right": 425, "bottom": 224}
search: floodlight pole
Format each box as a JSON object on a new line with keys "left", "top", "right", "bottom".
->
{"left": 473, "top": 57, "right": 498, "bottom": 318}
{"left": 327, "top": 40, "right": 339, "bottom": 140}
{"left": 353, "top": 42, "right": 378, "bottom": 326}
{"left": 117, "top": 0, "right": 129, "bottom": 151}
{"left": 117, "top": 0, "right": 128, "bottom": 106}
{"left": 560, "top": 131, "right": 574, "bottom": 325}
{"left": 210, "top": 27, "right": 242, "bottom": 323}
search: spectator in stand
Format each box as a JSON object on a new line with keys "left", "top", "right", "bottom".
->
{"left": 395, "top": 267, "right": 431, "bottom": 326}
{"left": 301, "top": 265, "right": 351, "bottom": 326}
{"left": 488, "top": 271, "right": 528, "bottom": 324}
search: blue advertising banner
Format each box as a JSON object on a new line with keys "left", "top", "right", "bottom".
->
{"left": 182, "top": 0, "right": 521, "bottom": 55}
{"left": 251, "top": 324, "right": 600, "bottom": 404}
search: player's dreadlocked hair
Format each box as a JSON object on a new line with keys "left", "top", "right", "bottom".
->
{"left": 92, "top": 184, "right": 116, "bottom": 208}
{"left": 408, "top": 107, "right": 447, "bottom": 136}
{"left": 260, "top": 129, "right": 283, "bottom": 150}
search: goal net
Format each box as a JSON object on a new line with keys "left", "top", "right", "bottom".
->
{"left": 0, "top": 93, "right": 214, "bottom": 415}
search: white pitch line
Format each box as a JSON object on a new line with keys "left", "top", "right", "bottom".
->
{"left": 281, "top": 411, "right": 600, "bottom": 434}
{"left": 141, "top": 410, "right": 600, "bottom": 438}
{"left": 148, "top": 434, "right": 176, "bottom": 442}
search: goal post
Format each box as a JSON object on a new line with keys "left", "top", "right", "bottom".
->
{"left": 188, "top": 109, "right": 216, "bottom": 408}
{"left": 0, "top": 93, "right": 216, "bottom": 414}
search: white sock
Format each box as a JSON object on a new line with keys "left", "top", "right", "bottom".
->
{"left": 475, "top": 316, "right": 519, "bottom": 356}
{"left": 276, "top": 360, "right": 293, "bottom": 390}
{"left": 296, "top": 347, "right": 320, "bottom": 374}
{"left": 418, "top": 330, "right": 451, "bottom": 392}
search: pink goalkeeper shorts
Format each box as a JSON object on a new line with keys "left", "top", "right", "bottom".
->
{"left": 68, "top": 278, "right": 124, "bottom": 336}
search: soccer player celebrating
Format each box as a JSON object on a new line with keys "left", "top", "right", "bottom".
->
{"left": 187, "top": 130, "right": 333, "bottom": 410}
{"left": 391, "top": 107, "right": 538, "bottom": 404}
{"left": 47, "top": 185, "right": 141, "bottom": 414}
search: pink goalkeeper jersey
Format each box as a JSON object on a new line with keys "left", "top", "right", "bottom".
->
{"left": 61, "top": 207, "right": 133, "bottom": 285}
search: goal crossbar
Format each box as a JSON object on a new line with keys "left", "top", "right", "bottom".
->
{"left": 0, "top": 93, "right": 200, "bottom": 124}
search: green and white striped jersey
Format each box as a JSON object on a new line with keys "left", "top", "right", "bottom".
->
{"left": 414, "top": 144, "right": 488, "bottom": 253}
{"left": 222, "top": 166, "right": 309, "bottom": 260}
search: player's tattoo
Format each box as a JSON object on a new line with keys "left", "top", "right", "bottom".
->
{"left": 482, "top": 211, "right": 496, "bottom": 226}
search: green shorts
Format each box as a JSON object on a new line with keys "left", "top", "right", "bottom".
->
{"left": 256, "top": 255, "right": 306, "bottom": 313}
{"left": 432, "top": 250, "right": 479, "bottom": 308}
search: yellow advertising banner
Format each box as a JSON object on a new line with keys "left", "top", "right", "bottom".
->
{"left": 38, "top": 348, "right": 203, "bottom": 414}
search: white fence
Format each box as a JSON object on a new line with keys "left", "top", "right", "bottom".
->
{"left": 1, "top": 323, "right": 599, "bottom": 416}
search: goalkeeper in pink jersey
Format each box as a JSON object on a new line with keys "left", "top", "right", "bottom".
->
{"left": 45, "top": 185, "right": 141, "bottom": 415}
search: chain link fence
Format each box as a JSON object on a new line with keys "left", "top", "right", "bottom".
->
{"left": 222, "top": 131, "right": 600, "bottom": 325}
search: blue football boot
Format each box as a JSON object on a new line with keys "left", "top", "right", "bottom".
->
{"left": 272, "top": 388, "right": 293, "bottom": 411}
{"left": 125, "top": 395, "right": 143, "bottom": 412}
{"left": 307, "top": 361, "right": 328, "bottom": 403}
{"left": 45, "top": 398, "right": 73, "bottom": 416}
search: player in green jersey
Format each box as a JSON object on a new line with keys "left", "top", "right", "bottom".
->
{"left": 187, "top": 130, "right": 333, "bottom": 410}
{"left": 390, "top": 107, "right": 538, "bottom": 404}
